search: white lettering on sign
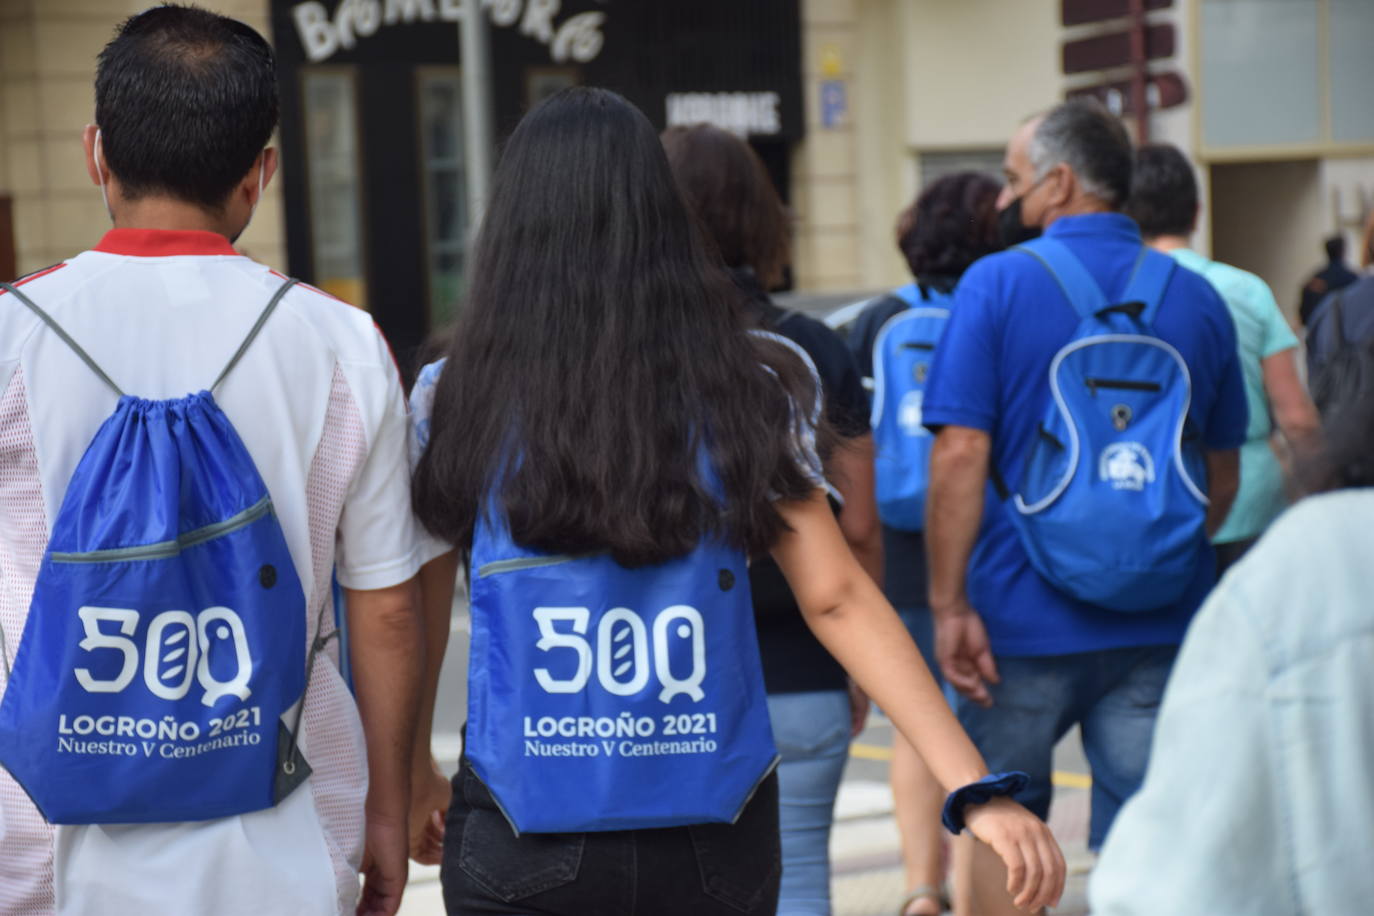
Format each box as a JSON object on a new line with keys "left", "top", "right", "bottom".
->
{"left": 74, "top": 606, "right": 253, "bottom": 707}
{"left": 664, "top": 92, "right": 782, "bottom": 137}
{"left": 290, "top": 0, "right": 607, "bottom": 65}
{"left": 384, "top": 0, "right": 435, "bottom": 25}
{"left": 531, "top": 605, "right": 707, "bottom": 703}
{"left": 520, "top": 0, "right": 558, "bottom": 43}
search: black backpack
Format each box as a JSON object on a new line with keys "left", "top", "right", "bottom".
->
{"left": 1309, "top": 290, "right": 1374, "bottom": 416}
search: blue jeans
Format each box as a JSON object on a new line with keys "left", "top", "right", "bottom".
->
{"left": 767, "top": 690, "right": 851, "bottom": 916}
{"left": 950, "top": 644, "right": 1177, "bottom": 849}
{"left": 896, "top": 605, "right": 943, "bottom": 690}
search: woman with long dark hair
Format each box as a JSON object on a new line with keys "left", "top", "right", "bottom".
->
{"left": 661, "top": 122, "right": 881, "bottom": 916}
{"left": 406, "top": 88, "right": 1062, "bottom": 916}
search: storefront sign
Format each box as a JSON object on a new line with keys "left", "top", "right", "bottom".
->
{"left": 292, "top": 0, "right": 606, "bottom": 64}
{"left": 665, "top": 92, "right": 782, "bottom": 137}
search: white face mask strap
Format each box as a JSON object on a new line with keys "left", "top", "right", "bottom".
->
{"left": 241, "top": 156, "right": 266, "bottom": 232}
{"left": 94, "top": 128, "right": 112, "bottom": 220}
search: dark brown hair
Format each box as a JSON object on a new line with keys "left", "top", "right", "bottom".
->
{"left": 412, "top": 89, "right": 820, "bottom": 566}
{"left": 896, "top": 171, "right": 1002, "bottom": 281}
{"left": 660, "top": 124, "right": 791, "bottom": 289}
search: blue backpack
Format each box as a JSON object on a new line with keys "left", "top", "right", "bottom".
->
{"left": 0, "top": 278, "right": 322, "bottom": 824}
{"left": 870, "top": 284, "right": 953, "bottom": 530}
{"left": 465, "top": 489, "right": 778, "bottom": 834}
{"left": 1004, "top": 239, "right": 1208, "bottom": 613}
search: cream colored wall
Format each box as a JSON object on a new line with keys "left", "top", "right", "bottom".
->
{"left": 0, "top": 0, "right": 285, "bottom": 278}
{"left": 902, "top": 0, "right": 1060, "bottom": 152}
{"left": 794, "top": 0, "right": 1063, "bottom": 293}
{"left": 792, "top": 0, "right": 863, "bottom": 291}
{"left": 1319, "top": 155, "right": 1374, "bottom": 266}
{"left": 1214, "top": 156, "right": 1374, "bottom": 321}
{"left": 1210, "top": 159, "right": 1324, "bottom": 324}
{"left": 853, "top": 0, "right": 913, "bottom": 291}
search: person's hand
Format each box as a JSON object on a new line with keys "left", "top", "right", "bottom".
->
{"left": 846, "top": 680, "right": 870, "bottom": 738}
{"left": 358, "top": 811, "right": 409, "bottom": 916}
{"left": 964, "top": 796, "right": 1066, "bottom": 912}
{"left": 410, "top": 756, "right": 451, "bottom": 865}
{"left": 932, "top": 600, "right": 999, "bottom": 707}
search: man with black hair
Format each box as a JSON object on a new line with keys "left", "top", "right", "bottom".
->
{"left": 1300, "top": 235, "right": 1359, "bottom": 326}
{"left": 920, "top": 100, "right": 1247, "bottom": 915}
{"left": 0, "top": 7, "right": 421, "bottom": 915}
{"left": 1127, "top": 142, "right": 1319, "bottom": 573}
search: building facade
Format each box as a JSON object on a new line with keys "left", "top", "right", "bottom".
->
{"left": 3, "top": 0, "right": 1372, "bottom": 362}
{"left": 828, "top": 0, "right": 1374, "bottom": 317}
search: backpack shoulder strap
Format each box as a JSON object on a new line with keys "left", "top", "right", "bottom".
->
{"left": 1330, "top": 292, "right": 1348, "bottom": 349}
{"left": 0, "top": 281, "right": 124, "bottom": 396}
{"left": 1119, "top": 248, "right": 1177, "bottom": 326}
{"left": 211, "top": 277, "right": 299, "bottom": 392}
{"left": 892, "top": 283, "right": 923, "bottom": 307}
{"left": 1012, "top": 237, "right": 1108, "bottom": 319}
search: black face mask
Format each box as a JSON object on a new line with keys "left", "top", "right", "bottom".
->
{"left": 997, "top": 194, "right": 1042, "bottom": 247}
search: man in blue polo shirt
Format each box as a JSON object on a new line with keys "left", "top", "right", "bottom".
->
{"left": 922, "top": 100, "right": 1246, "bottom": 915}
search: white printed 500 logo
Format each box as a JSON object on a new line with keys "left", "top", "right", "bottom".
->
{"left": 73, "top": 606, "right": 254, "bottom": 707}
{"left": 532, "top": 605, "right": 706, "bottom": 703}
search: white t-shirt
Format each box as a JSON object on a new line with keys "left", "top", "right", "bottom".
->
{"left": 0, "top": 229, "right": 420, "bottom": 915}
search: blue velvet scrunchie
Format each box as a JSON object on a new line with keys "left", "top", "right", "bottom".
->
{"left": 941, "top": 771, "right": 1031, "bottom": 834}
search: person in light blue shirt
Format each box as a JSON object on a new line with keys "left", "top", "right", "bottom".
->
{"left": 921, "top": 100, "right": 1247, "bottom": 916}
{"left": 1125, "top": 143, "right": 1320, "bottom": 574}
{"left": 1091, "top": 376, "right": 1374, "bottom": 916}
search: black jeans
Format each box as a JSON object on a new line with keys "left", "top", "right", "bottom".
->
{"left": 441, "top": 759, "right": 781, "bottom": 915}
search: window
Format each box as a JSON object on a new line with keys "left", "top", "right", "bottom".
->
{"left": 917, "top": 150, "right": 1004, "bottom": 189}
{"left": 302, "top": 69, "right": 367, "bottom": 308}
{"left": 417, "top": 69, "right": 468, "bottom": 328}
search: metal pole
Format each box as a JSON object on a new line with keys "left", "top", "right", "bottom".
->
{"left": 1128, "top": 0, "right": 1149, "bottom": 142}
{"left": 462, "top": 0, "right": 494, "bottom": 234}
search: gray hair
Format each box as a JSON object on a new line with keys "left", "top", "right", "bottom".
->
{"left": 1027, "top": 99, "right": 1133, "bottom": 206}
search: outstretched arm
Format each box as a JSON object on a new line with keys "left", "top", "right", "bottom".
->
{"left": 770, "top": 489, "right": 1064, "bottom": 911}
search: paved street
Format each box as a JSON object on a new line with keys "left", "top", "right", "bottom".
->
{"left": 400, "top": 601, "right": 1095, "bottom": 915}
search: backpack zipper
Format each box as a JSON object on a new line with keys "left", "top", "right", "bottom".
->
{"left": 50, "top": 496, "right": 274, "bottom": 564}
{"left": 1084, "top": 377, "right": 1161, "bottom": 396}
{"left": 476, "top": 554, "right": 580, "bottom": 578}
{"left": 900, "top": 341, "right": 935, "bottom": 351}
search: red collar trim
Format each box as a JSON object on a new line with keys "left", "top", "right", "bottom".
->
{"left": 94, "top": 229, "right": 239, "bottom": 257}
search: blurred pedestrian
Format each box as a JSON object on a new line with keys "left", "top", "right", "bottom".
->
{"left": 661, "top": 122, "right": 880, "bottom": 916}
{"left": 0, "top": 7, "right": 421, "bottom": 915}
{"left": 1306, "top": 211, "right": 1374, "bottom": 415}
{"left": 1126, "top": 143, "right": 1319, "bottom": 574}
{"left": 1090, "top": 357, "right": 1374, "bottom": 915}
{"left": 921, "top": 99, "right": 1247, "bottom": 916}
{"left": 845, "top": 172, "right": 1002, "bottom": 916}
{"left": 1298, "top": 234, "right": 1358, "bottom": 326}
{"left": 407, "top": 87, "right": 1064, "bottom": 916}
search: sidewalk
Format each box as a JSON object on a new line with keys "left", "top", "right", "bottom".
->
{"left": 824, "top": 768, "right": 1093, "bottom": 916}
{"left": 396, "top": 726, "right": 1095, "bottom": 915}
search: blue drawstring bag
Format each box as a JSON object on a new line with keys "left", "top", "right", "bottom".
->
{"left": 869, "top": 285, "right": 953, "bottom": 530}
{"left": 0, "top": 279, "right": 320, "bottom": 824}
{"left": 466, "top": 495, "right": 779, "bottom": 834}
